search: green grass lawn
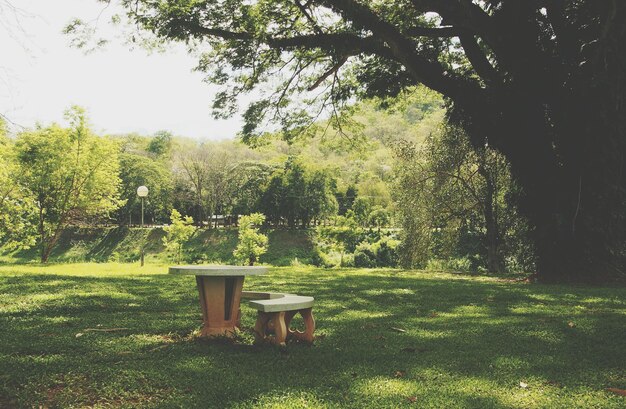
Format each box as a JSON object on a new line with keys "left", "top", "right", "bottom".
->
{"left": 0, "top": 263, "right": 625, "bottom": 408}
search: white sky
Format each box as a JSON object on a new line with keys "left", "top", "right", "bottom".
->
{"left": 0, "top": 0, "right": 243, "bottom": 139}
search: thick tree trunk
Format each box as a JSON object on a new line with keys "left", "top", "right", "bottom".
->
{"left": 497, "top": 103, "right": 580, "bottom": 283}
{"left": 461, "top": 90, "right": 623, "bottom": 283}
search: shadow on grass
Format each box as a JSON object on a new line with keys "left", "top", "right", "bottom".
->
{"left": 1, "top": 270, "right": 625, "bottom": 408}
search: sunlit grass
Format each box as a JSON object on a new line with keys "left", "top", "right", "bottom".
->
{"left": 0, "top": 263, "right": 625, "bottom": 408}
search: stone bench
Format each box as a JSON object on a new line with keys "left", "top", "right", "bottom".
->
{"left": 241, "top": 291, "right": 315, "bottom": 346}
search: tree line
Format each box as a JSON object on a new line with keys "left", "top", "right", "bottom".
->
{"left": 1, "top": 91, "right": 538, "bottom": 275}
{"left": 0, "top": 107, "right": 396, "bottom": 262}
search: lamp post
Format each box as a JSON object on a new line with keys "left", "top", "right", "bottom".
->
{"left": 137, "top": 185, "right": 149, "bottom": 266}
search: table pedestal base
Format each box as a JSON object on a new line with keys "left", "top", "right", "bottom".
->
{"left": 196, "top": 275, "right": 244, "bottom": 338}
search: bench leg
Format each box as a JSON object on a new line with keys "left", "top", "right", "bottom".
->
{"left": 284, "top": 310, "right": 297, "bottom": 336}
{"left": 272, "top": 312, "right": 287, "bottom": 346}
{"left": 253, "top": 311, "right": 270, "bottom": 344}
{"left": 285, "top": 308, "right": 315, "bottom": 344}
{"left": 253, "top": 311, "right": 287, "bottom": 346}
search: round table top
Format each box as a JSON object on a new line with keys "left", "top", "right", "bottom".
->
{"left": 168, "top": 265, "right": 268, "bottom": 276}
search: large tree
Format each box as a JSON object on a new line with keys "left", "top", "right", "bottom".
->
{"left": 85, "top": 0, "right": 625, "bottom": 282}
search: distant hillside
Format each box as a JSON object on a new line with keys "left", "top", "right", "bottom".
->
{"left": 2, "top": 227, "right": 316, "bottom": 266}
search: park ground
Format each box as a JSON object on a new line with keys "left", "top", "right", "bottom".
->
{"left": 0, "top": 263, "right": 625, "bottom": 408}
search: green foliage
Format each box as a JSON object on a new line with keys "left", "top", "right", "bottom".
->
{"left": 14, "top": 107, "right": 122, "bottom": 262}
{"left": 425, "top": 257, "right": 474, "bottom": 274}
{"left": 146, "top": 130, "right": 173, "bottom": 158}
{"left": 368, "top": 205, "right": 391, "bottom": 230}
{"left": 0, "top": 123, "right": 37, "bottom": 250}
{"left": 117, "top": 152, "right": 173, "bottom": 225}
{"left": 314, "top": 224, "right": 399, "bottom": 268}
{"left": 258, "top": 158, "right": 339, "bottom": 227}
{"left": 162, "top": 209, "right": 195, "bottom": 264}
{"left": 233, "top": 213, "right": 268, "bottom": 266}
{"left": 0, "top": 227, "right": 319, "bottom": 266}
{"left": 351, "top": 197, "right": 372, "bottom": 227}
{"left": 394, "top": 124, "right": 530, "bottom": 273}
{"left": 353, "top": 236, "right": 400, "bottom": 268}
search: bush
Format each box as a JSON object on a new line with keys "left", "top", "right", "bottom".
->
{"left": 374, "top": 236, "right": 400, "bottom": 267}
{"left": 233, "top": 213, "right": 268, "bottom": 266}
{"left": 425, "top": 257, "right": 473, "bottom": 273}
{"left": 353, "top": 237, "right": 400, "bottom": 268}
{"left": 353, "top": 242, "right": 377, "bottom": 267}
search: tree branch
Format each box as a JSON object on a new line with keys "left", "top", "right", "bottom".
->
{"left": 319, "top": 0, "right": 474, "bottom": 98}
{"left": 307, "top": 56, "right": 347, "bottom": 91}
{"left": 458, "top": 33, "right": 501, "bottom": 85}
{"left": 193, "top": 25, "right": 394, "bottom": 59}
{"left": 404, "top": 26, "right": 459, "bottom": 38}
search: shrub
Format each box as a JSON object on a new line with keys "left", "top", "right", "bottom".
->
{"left": 374, "top": 236, "right": 400, "bottom": 267}
{"left": 425, "top": 257, "right": 473, "bottom": 273}
{"left": 162, "top": 209, "right": 195, "bottom": 264}
{"left": 353, "top": 242, "right": 377, "bottom": 267}
{"left": 233, "top": 213, "right": 268, "bottom": 266}
{"left": 353, "top": 236, "right": 400, "bottom": 268}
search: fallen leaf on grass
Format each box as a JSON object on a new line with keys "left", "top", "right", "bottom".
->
{"left": 75, "top": 333, "right": 84, "bottom": 338}
{"left": 519, "top": 382, "right": 528, "bottom": 389}
{"left": 390, "top": 327, "right": 406, "bottom": 333}
{"left": 606, "top": 388, "right": 626, "bottom": 396}
{"left": 568, "top": 321, "right": 576, "bottom": 328}
{"left": 407, "top": 396, "right": 418, "bottom": 403}
{"left": 84, "top": 328, "right": 129, "bottom": 333}
{"left": 148, "top": 345, "right": 169, "bottom": 353}
{"left": 394, "top": 370, "right": 406, "bottom": 378}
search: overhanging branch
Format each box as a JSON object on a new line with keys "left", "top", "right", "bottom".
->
{"left": 319, "top": 0, "right": 476, "bottom": 98}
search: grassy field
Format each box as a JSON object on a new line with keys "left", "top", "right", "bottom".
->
{"left": 0, "top": 263, "right": 625, "bottom": 408}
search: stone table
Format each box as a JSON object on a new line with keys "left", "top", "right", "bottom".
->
{"left": 169, "top": 265, "right": 267, "bottom": 337}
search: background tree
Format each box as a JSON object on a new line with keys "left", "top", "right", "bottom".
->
{"left": 147, "top": 130, "right": 173, "bottom": 159}
{"left": 116, "top": 153, "right": 173, "bottom": 225}
{"left": 15, "top": 107, "right": 122, "bottom": 262}
{"left": 368, "top": 206, "right": 390, "bottom": 233}
{"left": 162, "top": 208, "right": 195, "bottom": 264}
{"left": 233, "top": 213, "right": 268, "bottom": 266}
{"left": 175, "top": 144, "right": 238, "bottom": 228}
{"left": 93, "top": 0, "right": 626, "bottom": 282}
{"left": 258, "top": 170, "right": 286, "bottom": 227}
{"left": 230, "top": 162, "right": 273, "bottom": 219}
{"left": 351, "top": 197, "right": 371, "bottom": 228}
{"left": 175, "top": 144, "right": 211, "bottom": 226}
{"left": 394, "top": 124, "right": 526, "bottom": 273}
{"left": 0, "top": 119, "right": 36, "bottom": 250}
{"left": 306, "top": 169, "right": 339, "bottom": 226}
